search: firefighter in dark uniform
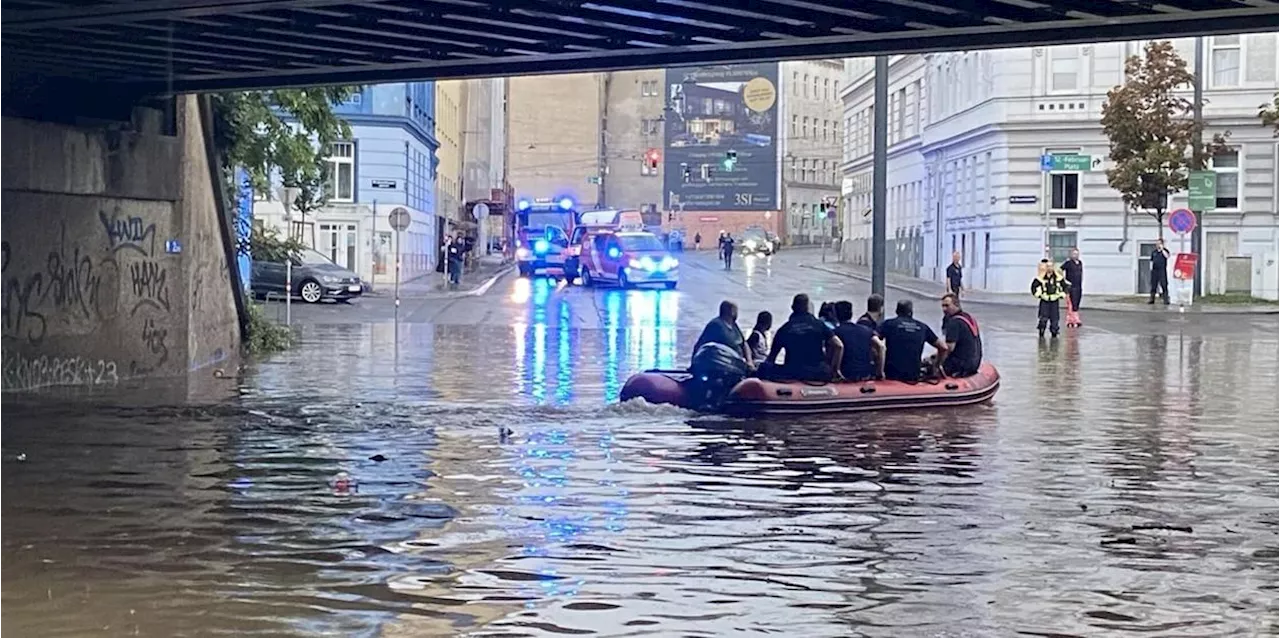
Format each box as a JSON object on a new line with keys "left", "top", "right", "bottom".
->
{"left": 1030, "top": 259, "right": 1071, "bottom": 338}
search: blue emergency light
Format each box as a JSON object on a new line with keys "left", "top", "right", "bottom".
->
{"left": 534, "top": 239, "right": 550, "bottom": 254}
{"left": 517, "top": 199, "right": 532, "bottom": 211}
{"left": 607, "top": 247, "right": 621, "bottom": 259}
{"left": 558, "top": 197, "right": 574, "bottom": 211}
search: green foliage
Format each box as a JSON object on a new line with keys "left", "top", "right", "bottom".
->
{"left": 245, "top": 302, "right": 296, "bottom": 355}
{"left": 1261, "top": 93, "right": 1279, "bottom": 138}
{"left": 249, "top": 225, "right": 307, "bottom": 263}
{"left": 210, "top": 87, "right": 358, "bottom": 195}
{"left": 1100, "top": 41, "right": 1228, "bottom": 237}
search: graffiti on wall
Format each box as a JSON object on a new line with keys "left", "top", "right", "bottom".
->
{"left": 1, "top": 350, "right": 120, "bottom": 391}
{"left": 2, "top": 203, "right": 178, "bottom": 391}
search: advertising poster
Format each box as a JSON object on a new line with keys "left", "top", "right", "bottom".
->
{"left": 663, "top": 63, "right": 779, "bottom": 212}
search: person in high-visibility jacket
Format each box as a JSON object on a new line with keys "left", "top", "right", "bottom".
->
{"left": 1030, "top": 259, "right": 1071, "bottom": 338}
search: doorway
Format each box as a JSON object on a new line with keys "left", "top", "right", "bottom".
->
{"left": 1205, "top": 231, "right": 1239, "bottom": 295}
{"left": 320, "top": 223, "right": 358, "bottom": 269}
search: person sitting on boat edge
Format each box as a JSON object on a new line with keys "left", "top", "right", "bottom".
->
{"left": 834, "top": 300, "right": 885, "bottom": 382}
{"left": 879, "top": 299, "right": 949, "bottom": 382}
{"left": 693, "top": 300, "right": 754, "bottom": 368}
{"left": 746, "top": 310, "right": 773, "bottom": 364}
{"left": 818, "top": 302, "right": 838, "bottom": 330}
{"left": 759, "top": 293, "right": 844, "bottom": 382}
{"left": 857, "top": 293, "right": 884, "bottom": 333}
{"left": 938, "top": 293, "right": 982, "bottom": 378}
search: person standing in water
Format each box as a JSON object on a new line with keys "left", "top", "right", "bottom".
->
{"left": 1061, "top": 248, "right": 1084, "bottom": 326}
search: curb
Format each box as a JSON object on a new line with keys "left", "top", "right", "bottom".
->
{"left": 466, "top": 265, "right": 514, "bottom": 297}
{"left": 800, "top": 263, "right": 1279, "bottom": 315}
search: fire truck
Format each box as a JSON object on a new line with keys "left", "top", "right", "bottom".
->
{"left": 513, "top": 197, "right": 577, "bottom": 277}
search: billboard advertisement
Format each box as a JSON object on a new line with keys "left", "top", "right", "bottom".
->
{"left": 663, "top": 63, "right": 779, "bottom": 212}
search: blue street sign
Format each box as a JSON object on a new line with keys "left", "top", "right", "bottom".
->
{"left": 165, "top": 239, "right": 183, "bottom": 254}
{"left": 1040, "top": 154, "right": 1054, "bottom": 172}
{"left": 1168, "top": 208, "right": 1196, "bottom": 235}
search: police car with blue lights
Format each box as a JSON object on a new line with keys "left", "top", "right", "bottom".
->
{"left": 514, "top": 197, "right": 576, "bottom": 278}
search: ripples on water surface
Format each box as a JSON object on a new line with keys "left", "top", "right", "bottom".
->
{"left": 3, "top": 315, "right": 1278, "bottom": 637}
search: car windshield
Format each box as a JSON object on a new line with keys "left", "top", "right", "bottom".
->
{"left": 619, "top": 234, "right": 664, "bottom": 252}
{"left": 743, "top": 228, "right": 766, "bottom": 240}
{"left": 298, "top": 250, "right": 335, "bottom": 266}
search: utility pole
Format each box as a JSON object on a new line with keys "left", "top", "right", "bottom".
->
{"left": 1190, "top": 36, "right": 1205, "bottom": 299}
{"left": 598, "top": 72, "right": 612, "bottom": 208}
{"left": 871, "top": 56, "right": 889, "bottom": 297}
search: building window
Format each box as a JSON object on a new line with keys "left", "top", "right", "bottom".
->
{"left": 813, "top": 77, "right": 819, "bottom": 99}
{"left": 802, "top": 116, "right": 809, "bottom": 138}
{"left": 1245, "top": 33, "right": 1278, "bottom": 83}
{"left": 791, "top": 115, "right": 798, "bottom": 137}
{"left": 1048, "top": 231, "right": 1077, "bottom": 265}
{"left": 803, "top": 74, "right": 810, "bottom": 97}
{"left": 1050, "top": 173, "right": 1079, "bottom": 210}
{"left": 793, "top": 71, "right": 799, "bottom": 95}
{"left": 1211, "top": 150, "right": 1239, "bottom": 209}
{"left": 641, "top": 80, "right": 660, "bottom": 96}
{"left": 1050, "top": 46, "right": 1080, "bottom": 92}
{"left": 324, "top": 141, "right": 355, "bottom": 202}
{"left": 1210, "top": 35, "right": 1241, "bottom": 87}
{"left": 641, "top": 118, "right": 661, "bottom": 136}
{"left": 823, "top": 78, "right": 830, "bottom": 100}
{"left": 895, "top": 87, "right": 906, "bottom": 140}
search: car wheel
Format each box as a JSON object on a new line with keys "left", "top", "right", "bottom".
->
{"left": 518, "top": 264, "right": 532, "bottom": 277}
{"left": 618, "top": 271, "right": 631, "bottom": 289}
{"left": 664, "top": 281, "right": 677, "bottom": 290}
{"left": 581, "top": 267, "right": 594, "bottom": 287}
{"left": 298, "top": 279, "right": 324, "bottom": 303}
{"left": 564, "top": 259, "right": 579, "bottom": 284}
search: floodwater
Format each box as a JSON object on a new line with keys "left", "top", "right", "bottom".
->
{"left": 3, "top": 291, "right": 1278, "bottom": 637}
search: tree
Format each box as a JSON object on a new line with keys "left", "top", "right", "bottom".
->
{"left": 210, "top": 87, "right": 358, "bottom": 256}
{"left": 249, "top": 225, "right": 307, "bottom": 263}
{"left": 1260, "top": 93, "right": 1279, "bottom": 137}
{"left": 1100, "top": 41, "right": 1227, "bottom": 239}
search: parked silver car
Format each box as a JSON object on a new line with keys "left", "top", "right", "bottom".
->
{"left": 251, "top": 249, "right": 364, "bottom": 303}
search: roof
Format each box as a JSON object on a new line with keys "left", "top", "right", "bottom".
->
{"left": 2, "top": 0, "right": 1276, "bottom": 93}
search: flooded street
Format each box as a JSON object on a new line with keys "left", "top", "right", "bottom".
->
{"left": 4, "top": 251, "right": 1277, "bottom": 637}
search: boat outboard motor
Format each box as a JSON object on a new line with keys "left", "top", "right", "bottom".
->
{"left": 688, "top": 342, "right": 749, "bottom": 410}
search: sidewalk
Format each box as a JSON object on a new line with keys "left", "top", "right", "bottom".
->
{"left": 801, "top": 261, "right": 1278, "bottom": 315}
{"left": 368, "top": 255, "right": 513, "bottom": 298}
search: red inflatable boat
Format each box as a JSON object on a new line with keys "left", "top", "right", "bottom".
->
{"left": 619, "top": 363, "right": 1000, "bottom": 416}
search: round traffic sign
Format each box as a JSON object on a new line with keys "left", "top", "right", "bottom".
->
{"left": 388, "top": 206, "right": 411, "bottom": 232}
{"left": 473, "top": 202, "right": 490, "bottom": 219}
{"left": 1168, "top": 208, "right": 1196, "bottom": 234}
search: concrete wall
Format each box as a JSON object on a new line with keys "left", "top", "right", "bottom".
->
{"left": 601, "top": 69, "right": 665, "bottom": 210}
{"left": 2, "top": 95, "right": 240, "bottom": 392}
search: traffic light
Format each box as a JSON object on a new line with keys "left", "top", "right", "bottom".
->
{"left": 680, "top": 162, "right": 691, "bottom": 183}
{"left": 723, "top": 149, "right": 737, "bottom": 171}
{"left": 645, "top": 149, "right": 660, "bottom": 170}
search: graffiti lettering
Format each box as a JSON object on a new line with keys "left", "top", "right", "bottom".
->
{"left": 130, "top": 318, "right": 170, "bottom": 375}
{"left": 1, "top": 351, "right": 119, "bottom": 392}
{"left": 99, "top": 208, "right": 156, "bottom": 256}
{"left": 128, "top": 260, "right": 170, "bottom": 314}
{"left": 43, "top": 227, "right": 102, "bottom": 319}
{"left": 0, "top": 239, "right": 47, "bottom": 345}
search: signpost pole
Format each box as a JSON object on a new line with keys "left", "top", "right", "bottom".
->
{"left": 871, "top": 55, "right": 888, "bottom": 297}
{"left": 1191, "top": 36, "right": 1205, "bottom": 300}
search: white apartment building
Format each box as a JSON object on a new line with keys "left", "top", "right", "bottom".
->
{"left": 780, "top": 60, "right": 845, "bottom": 244}
{"left": 840, "top": 35, "right": 1279, "bottom": 300}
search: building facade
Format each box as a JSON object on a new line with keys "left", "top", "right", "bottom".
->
{"left": 253, "top": 82, "right": 441, "bottom": 287}
{"left": 436, "top": 80, "right": 465, "bottom": 230}
{"left": 461, "top": 77, "right": 511, "bottom": 253}
{"left": 780, "top": 60, "right": 845, "bottom": 245}
{"left": 841, "top": 35, "right": 1279, "bottom": 300}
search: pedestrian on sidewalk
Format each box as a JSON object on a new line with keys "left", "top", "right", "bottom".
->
{"left": 721, "top": 233, "right": 735, "bottom": 271}
{"left": 945, "top": 251, "right": 964, "bottom": 299}
{"left": 1149, "top": 238, "right": 1171, "bottom": 305}
{"left": 447, "top": 235, "right": 465, "bottom": 289}
{"left": 694, "top": 232, "right": 702, "bottom": 251}
{"left": 1061, "top": 248, "right": 1084, "bottom": 326}
{"left": 1031, "top": 259, "right": 1070, "bottom": 338}
{"left": 717, "top": 231, "right": 727, "bottom": 261}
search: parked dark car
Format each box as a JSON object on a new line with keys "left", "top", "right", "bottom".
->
{"left": 251, "top": 249, "right": 364, "bottom": 303}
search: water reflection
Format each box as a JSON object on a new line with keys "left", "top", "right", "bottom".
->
{"left": 2, "top": 320, "right": 1277, "bottom": 637}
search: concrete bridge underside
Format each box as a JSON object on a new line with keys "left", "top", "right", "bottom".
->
{"left": 0, "top": 0, "right": 1276, "bottom": 393}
